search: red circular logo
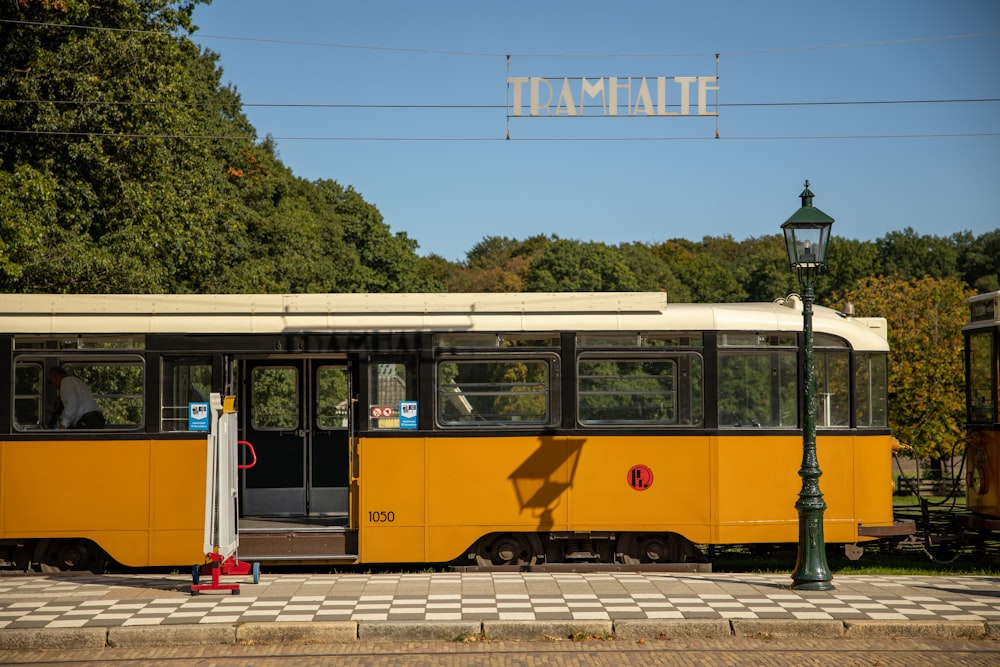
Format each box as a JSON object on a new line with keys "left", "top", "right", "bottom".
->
{"left": 627, "top": 465, "right": 653, "bottom": 491}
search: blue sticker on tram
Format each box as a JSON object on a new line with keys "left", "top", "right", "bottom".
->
{"left": 188, "top": 402, "right": 209, "bottom": 431}
{"left": 399, "top": 401, "right": 418, "bottom": 429}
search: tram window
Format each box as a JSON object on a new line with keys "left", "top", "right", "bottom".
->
{"left": 968, "top": 331, "right": 996, "bottom": 423}
{"left": 14, "top": 335, "right": 145, "bottom": 350}
{"left": 719, "top": 333, "right": 796, "bottom": 348}
{"left": 435, "top": 333, "right": 558, "bottom": 349}
{"left": 317, "top": 365, "right": 350, "bottom": 429}
{"left": 718, "top": 350, "right": 797, "bottom": 428}
{"left": 437, "top": 358, "right": 551, "bottom": 426}
{"left": 14, "top": 362, "right": 43, "bottom": 429}
{"left": 160, "top": 357, "right": 212, "bottom": 432}
{"left": 369, "top": 362, "right": 409, "bottom": 429}
{"left": 855, "top": 352, "right": 888, "bottom": 428}
{"left": 577, "top": 333, "right": 703, "bottom": 347}
{"left": 578, "top": 355, "right": 703, "bottom": 425}
{"left": 816, "top": 351, "right": 850, "bottom": 428}
{"left": 251, "top": 366, "right": 299, "bottom": 430}
{"left": 14, "top": 358, "right": 144, "bottom": 430}
{"left": 72, "top": 362, "right": 143, "bottom": 429}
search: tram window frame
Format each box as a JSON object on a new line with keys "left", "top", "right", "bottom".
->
{"left": 14, "top": 334, "right": 145, "bottom": 351}
{"left": 577, "top": 352, "right": 704, "bottom": 426}
{"left": 577, "top": 333, "right": 704, "bottom": 348}
{"left": 717, "top": 333, "right": 798, "bottom": 429}
{"left": 368, "top": 357, "right": 416, "bottom": 430}
{"left": 160, "top": 356, "right": 213, "bottom": 432}
{"left": 434, "top": 333, "right": 559, "bottom": 349}
{"left": 967, "top": 330, "right": 997, "bottom": 423}
{"left": 14, "top": 361, "right": 43, "bottom": 430}
{"left": 814, "top": 334, "right": 851, "bottom": 429}
{"left": 13, "top": 355, "right": 145, "bottom": 431}
{"left": 316, "top": 364, "right": 350, "bottom": 430}
{"left": 855, "top": 352, "right": 889, "bottom": 428}
{"left": 250, "top": 365, "right": 299, "bottom": 431}
{"left": 436, "top": 354, "right": 558, "bottom": 427}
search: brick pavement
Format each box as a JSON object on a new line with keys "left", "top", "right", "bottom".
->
{"left": 1, "top": 571, "right": 999, "bottom": 629}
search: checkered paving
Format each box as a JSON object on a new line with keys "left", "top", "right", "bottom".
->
{"left": 1, "top": 572, "right": 999, "bottom": 629}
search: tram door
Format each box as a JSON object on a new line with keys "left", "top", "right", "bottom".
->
{"left": 240, "top": 359, "right": 352, "bottom": 517}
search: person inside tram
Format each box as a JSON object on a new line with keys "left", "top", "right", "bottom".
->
{"left": 47, "top": 366, "right": 106, "bottom": 429}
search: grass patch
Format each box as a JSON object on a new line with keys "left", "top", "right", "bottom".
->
{"left": 709, "top": 495, "right": 1000, "bottom": 576}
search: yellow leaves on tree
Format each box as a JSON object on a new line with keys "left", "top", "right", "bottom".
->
{"left": 835, "top": 276, "right": 973, "bottom": 462}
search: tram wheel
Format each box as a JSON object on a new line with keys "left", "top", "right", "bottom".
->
{"left": 34, "top": 538, "right": 109, "bottom": 573}
{"left": 616, "top": 532, "right": 688, "bottom": 564}
{"left": 474, "top": 533, "right": 539, "bottom": 567}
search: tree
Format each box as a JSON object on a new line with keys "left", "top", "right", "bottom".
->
{"left": 957, "top": 229, "right": 1000, "bottom": 294}
{"left": 835, "top": 276, "right": 973, "bottom": 467}
{"left": 617, "top": 243, "right": 690, "bottom": 300}
{"left": 649, "top": 239, "right": 747, "bottom": 303}
{"left": 0, "top": 0, "right": 248, "bottom": 292}
{"left": 1, "top": 1, "right": 423, "bottom": 295}
{"left": 449, "top": 235, "right": 550, "bottom": 292}
{"left": 820, "top": 237, "right": 878, "bottom": 300}
{"left": 725, "top": 234, "right": 798, "bottom": 303}
{"left": 526, "top": 238, "right": 639, "bottom": 292}
{"left": 874, "top": 228, "right": 962, "bottom": 282}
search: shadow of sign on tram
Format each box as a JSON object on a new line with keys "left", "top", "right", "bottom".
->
{"left": 508, "top": 437, "right": 585, "bottom": 531}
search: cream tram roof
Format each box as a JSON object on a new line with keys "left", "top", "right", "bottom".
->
{"left": 1, "top": 292, "right": 888, "bottom": 351}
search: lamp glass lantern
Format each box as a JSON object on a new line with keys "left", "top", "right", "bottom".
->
{"left": 781, "top": 181, "right": 834, "bottom": 270}
{"left": 782, "top": 221, "right": 832, "bottom": 269}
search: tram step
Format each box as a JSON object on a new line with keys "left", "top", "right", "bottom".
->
{"left": 237, "top": 529, "right": 358, "bottom": 561}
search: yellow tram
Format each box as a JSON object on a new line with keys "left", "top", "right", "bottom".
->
{"left": 0, "top": 292, "right": 906, "bottom": 570}
{"left": 963, "top": 290, "right": 1000, "bottom": 530}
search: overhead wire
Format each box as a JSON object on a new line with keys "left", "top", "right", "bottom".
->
{"left": 1, "top": 19, "right": 997, "bottom": 142}
{"left": 2, "top": 128, "right": 998, "bottom": 142}
{"left": 2, "top": 98, "right": 997, "bottom": 110}
{"left": 1, "top": 18, "right": 997, "bottom": 58}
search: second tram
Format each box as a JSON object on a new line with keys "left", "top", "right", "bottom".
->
{"left": 962, "top": 290, "right": 1000, "bottom": 531}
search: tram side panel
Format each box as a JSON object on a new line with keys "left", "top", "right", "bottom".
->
{"left": 967, "top": 429, "right": 1000, "bottom": 518}
{"left": 0, "top": 438, "right": 206, "bottom": 567}
{"left": 357, "top": 436, "right": 428, "bottom": 563}
{"left": 357, "top": 431, "right": 896, "bottom": 564}
{"left": 362, "top": 434, "right": 714, "bottom": 564}
{"left": 849, "top": 433, "right": 898, "bottom": 536}
{"left": 564, "top": 435, "right": 712, "bottom": 540}
{"left": 424, "top": 435, "right": 577, "bottom": 562}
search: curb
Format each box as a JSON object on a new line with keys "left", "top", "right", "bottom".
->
{"left": 482, "top": 620, "right": 613, "bottom": 641}
{"left": 0, "top": 627, "right": 107, "bottom": 651}
{"left": 614, "top": 619, "right": 731, "bottom": 639}
{"left": 108, "top": 625, "right": 236, "bottom": 647}
{"left": 844, "top": 620, "right": 987, "bottom": 639}
{"left": 358, "top": 621, "right": 480, "bottom": 641}
{"left": 731, "top": 619, "right": 845, "bottom": 638}
{"left": 2, "top": 619, "right": 999, "bottom": 650}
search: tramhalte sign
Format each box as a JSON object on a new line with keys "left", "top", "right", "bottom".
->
{"left": 507, "top": 76, "right": 719, "bottom": 117}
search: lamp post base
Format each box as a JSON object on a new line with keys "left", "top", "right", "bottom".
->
{"left": 791, "top": 508, "right": 834, "bottom": 591}
{"left": 792, "top": 578, "right": 835, "bottom": 591}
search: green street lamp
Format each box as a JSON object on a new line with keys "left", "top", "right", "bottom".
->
{"left": 782, "top": 180, "right": 835, "bottom": 591}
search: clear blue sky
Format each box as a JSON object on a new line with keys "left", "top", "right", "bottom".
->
{"left": 190, "top": 1, "right": 1000, "bottom": 262}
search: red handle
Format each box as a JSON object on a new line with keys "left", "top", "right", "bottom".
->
{"left": 238, "top": 440, "right": 257, "bottom": 469}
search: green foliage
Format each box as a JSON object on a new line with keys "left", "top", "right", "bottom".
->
{"left": 526, "top": 238, "right": 639, "bottom": 292}
{"left": 448, "top": 235, "right": 549, "bottom": 292}
{"left": 957, "top": 229, "right": 1000, "bottom": 294}
{"left": 836, "top": 276, "right": 972, "bottom": 461}
{"left": 875, "top": 228, "right": 963, "bottom": 282}
{"left": 0, "top": 1, "right": 423, "bottom": 294}
{"left": 648, "top": 238, "right": 747, "bottom": 302}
